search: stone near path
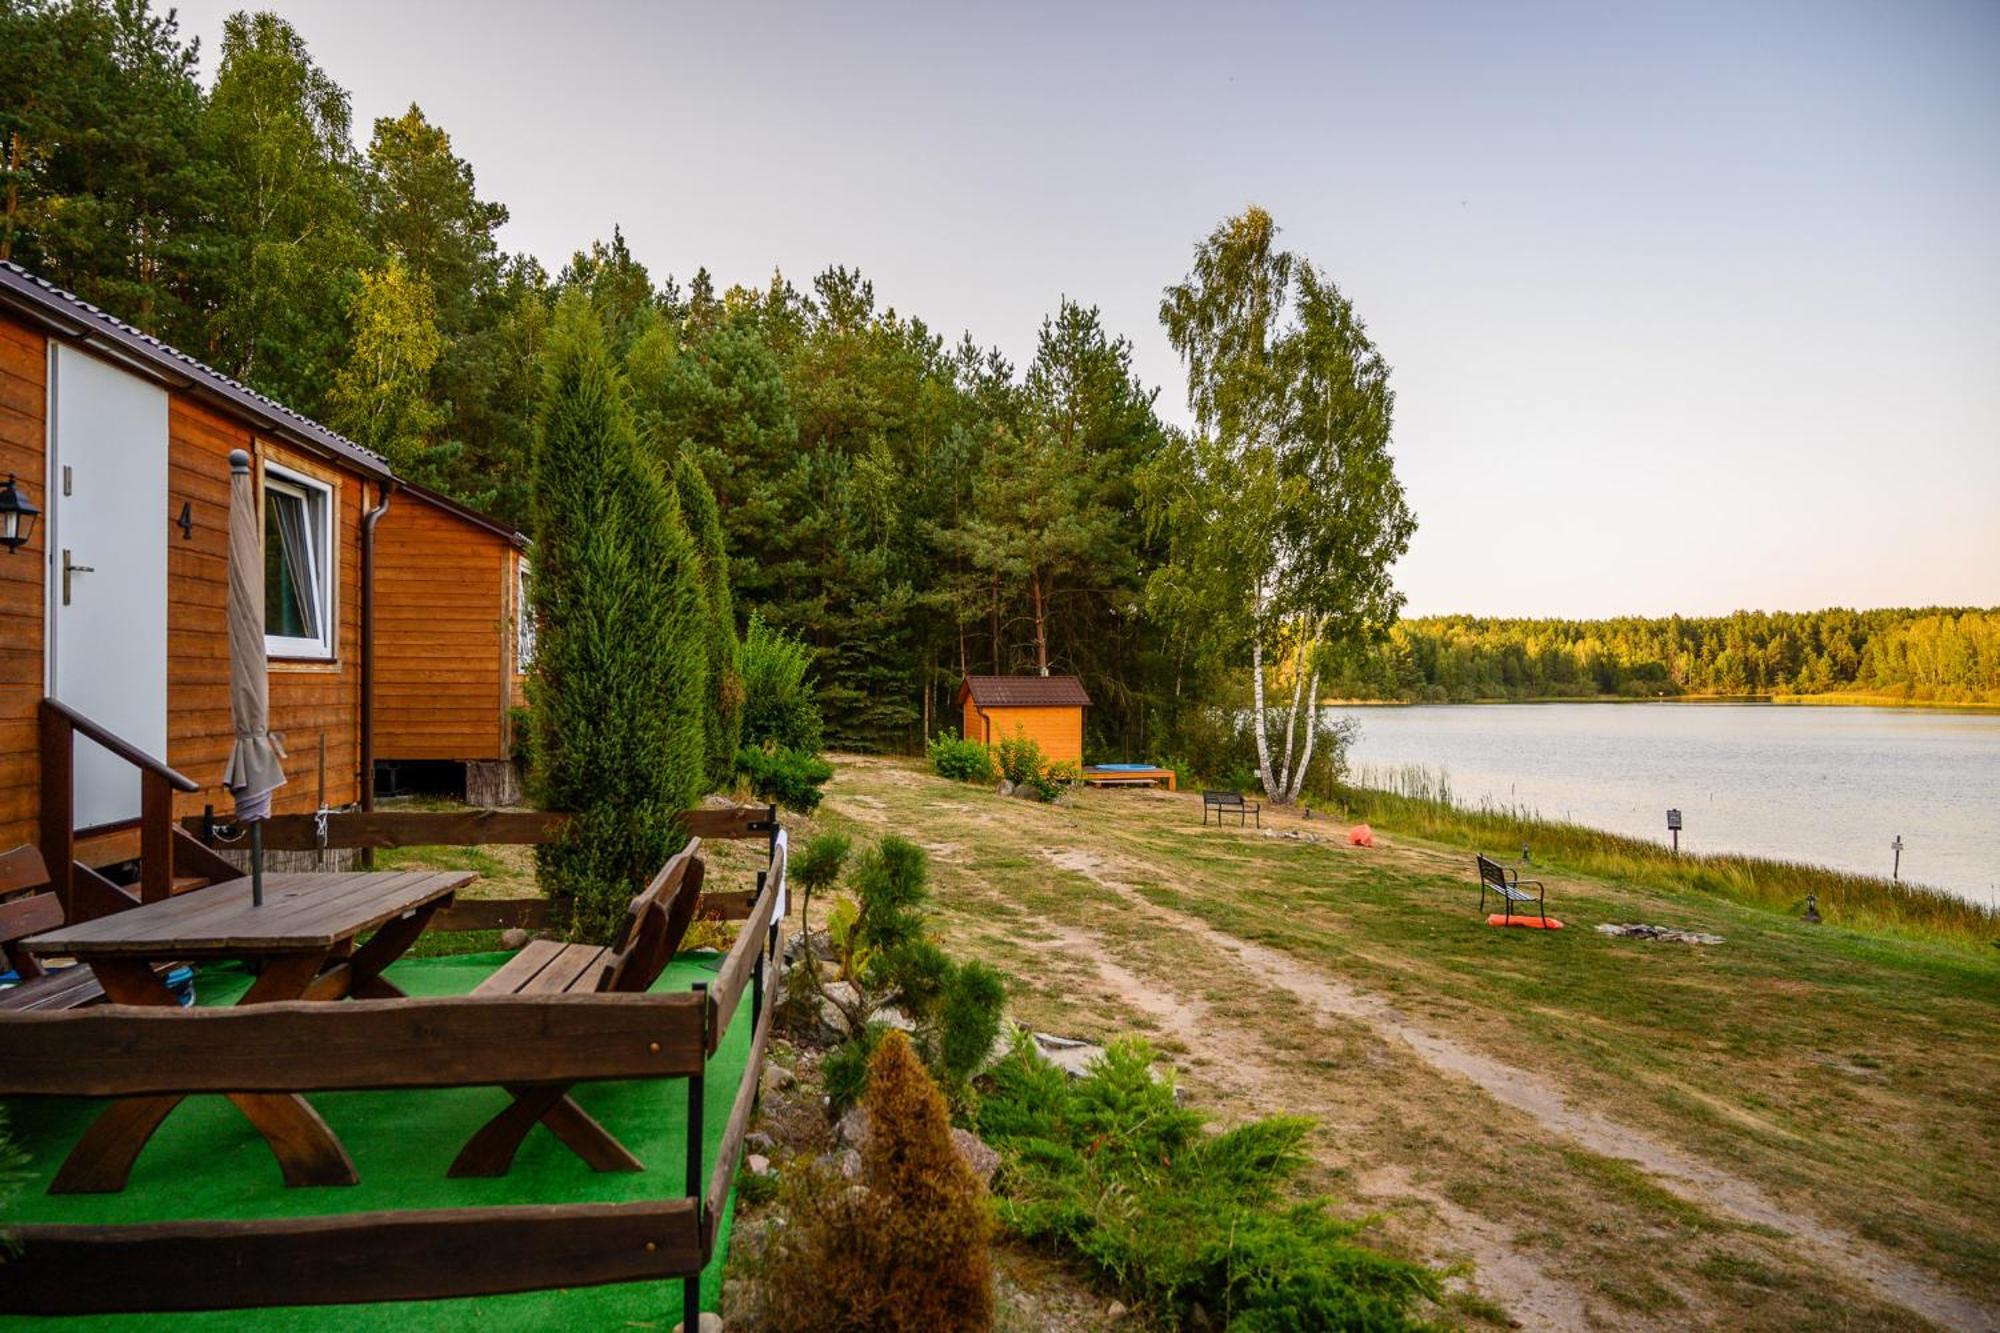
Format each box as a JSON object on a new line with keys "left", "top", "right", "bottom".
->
{"left": 831, "top": 1106, "right": 1000, "bottom": 1185}
{"left": 1597, "top": 922, "right": 1725, "bottom": 945}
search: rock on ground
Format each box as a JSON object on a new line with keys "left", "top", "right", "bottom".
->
{"left": 671, "top": 1314, "right": 722, "bottom": 1333}
{"left": 832, "top": 1106, "right": 999, "bottom": 1184}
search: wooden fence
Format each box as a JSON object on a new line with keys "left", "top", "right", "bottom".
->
{"left": 0, "top": 809, "right": 786, "bottom": 1323}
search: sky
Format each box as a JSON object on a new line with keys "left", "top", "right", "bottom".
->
{"left": 168, "top": 0, "right": 2000, "bottom": 619}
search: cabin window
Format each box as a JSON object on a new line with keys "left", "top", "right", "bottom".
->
{"left": 263, "top": 464, "right": 334, "bottom": 659}
{"left": 516, "top": 559, "right": 536, "bottom": 670}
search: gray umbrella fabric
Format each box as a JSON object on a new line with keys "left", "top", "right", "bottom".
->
{"left": 221, "top": 448, "right": 286, "bottom": 821}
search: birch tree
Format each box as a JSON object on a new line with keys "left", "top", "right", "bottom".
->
{"left": 1155, "top": 207, "right": 1414, "bottom": 804}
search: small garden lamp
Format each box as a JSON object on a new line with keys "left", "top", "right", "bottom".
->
{"left": 0, "top": 474, "right": 39, "bottom": 554}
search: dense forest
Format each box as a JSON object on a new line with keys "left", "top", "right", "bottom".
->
{"left": 1326, "top": 609, "right": 2000, "bottom": 705}
{"left": 1, "top": 1, "right": 1423, "bottom": 787}
{"left": 0, "top": 2, "right": 1196, "bottom": 753}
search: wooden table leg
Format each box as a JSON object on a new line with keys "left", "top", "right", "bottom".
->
{"left": 50, "top": 953, "right": 359, "bottom": 1193}
{"left": 447, "top": 1084, "right": 643, "bottom": 1178}
{"left": 344, "top": 896, "right": 449, "bottom": 999}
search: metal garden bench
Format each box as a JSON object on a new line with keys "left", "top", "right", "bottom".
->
{"left": 1476, "top": 854, "right": 1548, "bottom": 921}
{"left": 1202, "top": 790, "right": 1260, "bottom": 827}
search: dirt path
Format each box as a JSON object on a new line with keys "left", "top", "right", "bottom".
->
{"left": 1038, "top": 844, "right": 1997, "bottom": 1333}
{"left": 1031, "top": 913, "right": 1606, "bottom": 1331}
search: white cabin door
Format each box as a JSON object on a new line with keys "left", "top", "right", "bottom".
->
{"left": 47, "top": 345, "right": 169, "bottom": 829}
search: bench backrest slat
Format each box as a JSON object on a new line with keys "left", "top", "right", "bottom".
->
{"left": 599, "top": 840, "right": 705, "bottom": 996}
{"left": 1202, "top": 790, "right": 1245, "bottom": 806}
{"left": 1475, "top": 855, "right": 1508, "bottom": 888}
{"left": 0, "top": 846, "right": 60, "bottom": 979}
{"left": 1, "top": 844, "right": 51, "bottom": 898}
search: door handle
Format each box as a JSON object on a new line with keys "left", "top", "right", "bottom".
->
{"left": 62, "top": 550, "right": 94, "bottom": 606}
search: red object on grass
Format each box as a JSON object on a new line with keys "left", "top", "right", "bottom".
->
{"left": 1486, "top": 913, "right": 1564, "bottom": 930}
{"left": 1347, "top": 824, "right": 1374, "bottom": 847}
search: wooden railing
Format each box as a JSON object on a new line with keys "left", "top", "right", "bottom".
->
{"left": 0, "top": 809, "right": 789, "bottom": 1319}
{"left": 39, "top": 698, "right": 201, "bottom": 915}
{"left": 181, "top": 804, "right": 782, "bottom": 928}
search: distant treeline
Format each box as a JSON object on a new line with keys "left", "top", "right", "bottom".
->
{"left": 1327, "top": 609, "right": 2000, "bottom": 705}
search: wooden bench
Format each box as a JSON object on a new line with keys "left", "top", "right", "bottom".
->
{"left": 449, "top": 840, "right": 707, "bottom": 1177}
{"left": 1476, "top": 854, "right": 1548, "bottom": 921}
{"left": 1, "top": 846, "right": 109, "bottom": 1013}
{"left": 1202, "top": 790, "right": 1260, "bottom": 827}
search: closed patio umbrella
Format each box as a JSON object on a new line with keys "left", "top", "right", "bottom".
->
{"left": 221, "top": 449, "right": 286, "bottom": 905}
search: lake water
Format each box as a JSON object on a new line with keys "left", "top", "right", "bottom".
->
{"left": 1334, "top": 702, "right": 2000, "bottom": 906}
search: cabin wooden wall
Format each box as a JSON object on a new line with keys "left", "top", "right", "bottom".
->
{"left": 0, "top": 318, "right": 48, "bottom": 850}
{"left": 967, "top": 704, "right": 1084, "bottom": 763}
{"left": 165, "top": 401, "right": 367, "bottom": 822}
{"left": 0, "top": 309, "right": 371, "bottom": 851}
{"left": 374, "top": 496, "right": 517, "bottom": 762}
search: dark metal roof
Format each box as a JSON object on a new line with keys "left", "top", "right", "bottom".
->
{"left": 401, "top": 482, "right": 529, "bottom": 549}
{"left": 0, "top": 261, "right": 393, "bottom": 481}
{"left": 957, "top": 675, "right": 1093, "bottom": 709}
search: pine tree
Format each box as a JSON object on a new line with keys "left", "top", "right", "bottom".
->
{"left": 529, "top": 293, "right": 707, "bottom": 941}
{"left": 673, "top": 454, "right": 742, "bottom": 790}
{"left": 859, "top": 1031, "right": 995, "bottom": 1330}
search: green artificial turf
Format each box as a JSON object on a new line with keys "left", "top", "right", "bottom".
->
{"left": 1, "top": 950, "right": 750, "bottom": 1329}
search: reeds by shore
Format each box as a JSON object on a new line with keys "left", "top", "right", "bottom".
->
{"left": 1336, "top": 764, "right": 1999, "bottom": 947}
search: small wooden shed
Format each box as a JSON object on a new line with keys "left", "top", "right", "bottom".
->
{"left": 955, "top": 675, "right": 1091, "bottom": 764}
{"left": 371, "top": 483, "right": 530, "bottom": 804}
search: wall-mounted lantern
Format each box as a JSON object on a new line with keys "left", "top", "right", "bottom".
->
{"left": 0, "top": 474, "right": 40, "bottom": 554}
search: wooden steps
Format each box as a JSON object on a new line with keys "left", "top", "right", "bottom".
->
{"left": 73, "top": 825, "right": 141, "bottom": 870}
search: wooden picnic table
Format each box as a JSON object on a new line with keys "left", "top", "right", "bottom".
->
{"left": 24, "top": 868, "right": 474, "bottom": 1194}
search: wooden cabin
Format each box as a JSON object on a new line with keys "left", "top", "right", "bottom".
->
{"left": 955, "top": 675, "right": 1091, "bottom": 764}
{"left": 372, "top": 483, "right": 530, "bottom": 804}
{"left": 0, "top": 261, "right": 395, "bottom": 875}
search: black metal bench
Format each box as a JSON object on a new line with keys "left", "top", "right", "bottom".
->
{"left": 1476, "top": 854, "right": 1547, "bottom": 921}
{"left": 1202, "top": 790, "right": 1260, "bottom": 827}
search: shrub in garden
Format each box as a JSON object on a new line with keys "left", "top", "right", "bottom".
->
{"left": 756, "top": 1032, "right": 995, "bottom": 1332}
{"left": 979, "top": 1036, "right": 1437, "bottom": 1328}
{"left": 529, "top": 293, "right": 707, "bottom": 942}
{"left": 817, "top": 837, "right": 1007, "bottom": 1118}
{"left": 928, "top": 733, "right": 996, "bottom": 784}
{"left": 792, "top": 831, "right": 851, "bottom": 937}
{"left": 0, "top": 1106, "right": 26, "bottom": 1250}
{"left": 775, "top": 831, "right": 851, "bottom": 1030}
{"left": 674, "top": 455, "right": 743, "bottom": 791}
{"left": 994, "top": 731, "right": 1046, "bottom": 787}
{"left": 734, "top": 742, "right": 832, "bottom": 814}
{"left": 860, "top": 1032, "right": 996, "bottom": 1328}
{"left": 1027, "top": 758, "right": 1080, "bottom": 802}
{"left": 740, "top": 611, "right": 824, "bottom": 754}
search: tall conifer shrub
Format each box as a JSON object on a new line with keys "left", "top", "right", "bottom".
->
{"left": 529, "top": 293, "right": 707, "bottom": 940}
{"left": 674, "top": 455, "right": 742, "bottom": 790}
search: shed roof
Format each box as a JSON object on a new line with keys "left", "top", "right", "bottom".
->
{"left": 402, "top": 482, "right": 530, "bottom": 549}
{"left": 0, "top": 261, "right": 393, "bottom": 480}
{"left": 957, "top": 675, "right": 1092, "bottom": 709}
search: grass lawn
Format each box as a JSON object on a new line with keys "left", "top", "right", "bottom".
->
{"left": 804, "top": 754, "right": 2000, "bottom": 1330}
{"left": 1, "top": 949, "right": 749, "bottom": 1330}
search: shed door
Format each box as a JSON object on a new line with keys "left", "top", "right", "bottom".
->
{"left": 47, "top": 345, "right": 169, "bottom": 829}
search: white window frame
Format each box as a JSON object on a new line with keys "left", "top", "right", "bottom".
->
{"left": 262, "top": 462, "right": 336, "bottom": 660}
{"left": 515, "top": 557, "right": 536, "bottom": 671}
